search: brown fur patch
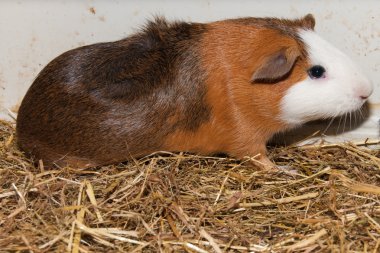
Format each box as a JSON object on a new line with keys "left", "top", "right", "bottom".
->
{"left": 17, "top": 17, "right": 210, "bottom": 167}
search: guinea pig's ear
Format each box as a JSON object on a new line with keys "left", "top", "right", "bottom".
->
{"left": 251, "top": 47, "right": 300, "bottom": 83}
{"left": 302, "top": 14, "right": 315, "bottom": 30}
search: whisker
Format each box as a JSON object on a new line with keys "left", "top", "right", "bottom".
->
{"left": 349, "top": 111, "right": 352, "bottom": 131}
{"left": 342, "top": 113, "right": 347, "bottom": 134}
{"left": 358, "top": 108, "right": 365, "bottom": 120}
{"left": 336, "top": 113, "right": 343, "bottom": 135}
{"left": 322, "top": 117, "right": 335, "bottom": 136}
{"left": 324, "top": 110, "right": 341, "bottom": 136}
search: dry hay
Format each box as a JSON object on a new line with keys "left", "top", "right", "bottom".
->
{"left": 1, "top": 119, "right": 380, "bottom": 253}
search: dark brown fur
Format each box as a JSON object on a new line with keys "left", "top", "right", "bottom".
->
{"left": 17, "top": 17, "right": 210, "bottom": 167}
{"left": 17, "top": 15, "right": 315, "bottom": 168}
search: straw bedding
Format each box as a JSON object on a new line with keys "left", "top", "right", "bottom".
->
{"left": 1, "top": 119, "right": 379, "bottom": 252}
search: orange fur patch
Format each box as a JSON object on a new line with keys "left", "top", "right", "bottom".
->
{"left": 164, "top": 22, "right": 310, "bottom": 159}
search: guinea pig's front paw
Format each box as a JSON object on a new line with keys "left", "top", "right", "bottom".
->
{"left": 246, "top": 155, "right": 277, "bottom": 170}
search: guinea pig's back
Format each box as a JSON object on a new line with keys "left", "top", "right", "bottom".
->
{"left": 16, "top": 18, "right": 210, "bottom": 167}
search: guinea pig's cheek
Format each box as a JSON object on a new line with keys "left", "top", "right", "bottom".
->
{"left": 279, "top": 81, "right": 312, "bottom": 125}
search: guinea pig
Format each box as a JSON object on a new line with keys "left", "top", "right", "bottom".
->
{"left": 16, "top": 14, "right": 373, "bottom": 169}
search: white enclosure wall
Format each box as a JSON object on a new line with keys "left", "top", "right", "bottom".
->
{"left": 0, "top": 0, "right": 379, "bottom": 143}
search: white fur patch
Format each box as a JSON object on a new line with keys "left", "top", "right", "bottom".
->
{"left": 280, "top": 29, "right": 373, "bottom": 126}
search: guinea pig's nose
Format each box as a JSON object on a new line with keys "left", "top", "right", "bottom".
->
{"left": 358, "top": 89, "right": 373, "bottom": 100}
{"left": 356, "top": 79, "right": 373, "bottom": 100}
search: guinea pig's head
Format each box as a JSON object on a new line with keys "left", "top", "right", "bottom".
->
{"left": 248, "top": 14, "right": 373, "bottom": 127}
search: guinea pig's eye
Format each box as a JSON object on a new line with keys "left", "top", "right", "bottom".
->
{"left": 308, "top": 65, "right": 326, "bottom": 79}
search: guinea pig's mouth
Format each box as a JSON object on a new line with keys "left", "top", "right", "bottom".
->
{"left": 332, "top": 91, "right": 371, "bottom": 113}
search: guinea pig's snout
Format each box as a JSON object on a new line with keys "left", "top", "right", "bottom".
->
{"left": 354, "top": 78, "right": 373, "bottom": 101}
